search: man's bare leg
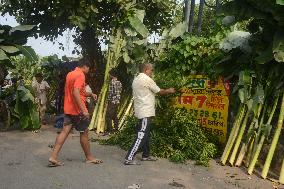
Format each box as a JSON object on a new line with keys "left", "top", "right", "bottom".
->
{"left": 80, "top": 130, "right": 94, "bottom": 161}
{"left": 49, "top": 125, "right": 72, "bottom": 163}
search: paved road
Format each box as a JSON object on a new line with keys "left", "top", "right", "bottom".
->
{"left": 0, "top": 125, "right": 279, "bottom": 189}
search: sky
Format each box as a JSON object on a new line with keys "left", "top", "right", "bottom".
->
{"left": 0, "top": 14, "right": 80, "bottom": 58}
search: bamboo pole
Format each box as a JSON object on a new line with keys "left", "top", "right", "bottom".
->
{"left": 220, "top": 104, "right": 246, "bottom": 165}
{"left": 247, "top": 94, "right": 279, "bottom": 175}
{"left": 261, "top": 92, "right": 284, "bottom": 179}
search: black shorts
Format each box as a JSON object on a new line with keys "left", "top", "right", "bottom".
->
{"left": 64, "top": 114, "right": 90, "bottom": 132}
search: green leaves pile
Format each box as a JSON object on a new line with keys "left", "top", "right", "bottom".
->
{"left": 101, "top": 108, "right": 218, "bottom": 166}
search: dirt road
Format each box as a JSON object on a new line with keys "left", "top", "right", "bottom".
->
{"left": 0, "top": 125, "right": 281, "bottom": 189}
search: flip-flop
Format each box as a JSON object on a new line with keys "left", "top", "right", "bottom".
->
{"left": 85, "top": 159, "right": 103, "bottom": 164}
{"left": 141, "top": 156, "right": 158, "bottom": 161}
{"left": 48, "top": 160, "right": 64, "bottom": 167}
{"left": 124, "top": 160, "right": 141, "bottom": 165}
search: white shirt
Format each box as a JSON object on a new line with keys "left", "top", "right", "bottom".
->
{"left": 132, "top": 73, "right": 160, "bottom": 119}
{"left": 32, "top": 78, "right": 50, "bottom": 105}
{"left": 85, "top": 85, "right": 92, "bottom": 103}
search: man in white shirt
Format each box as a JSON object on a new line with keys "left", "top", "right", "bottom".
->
{"left": 124, "top": 63, "right": 175, "bottom": 165}
{"left": 32, "top": 73, "right": 50, "bottom": 125}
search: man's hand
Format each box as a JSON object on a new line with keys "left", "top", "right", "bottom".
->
{"left": 167, "top": 88, "right": 176, "bottom": 94}
{"left": 92, "top": 93, "right": 97, "bottom": 101}
{"left": 82, "top": 111, "right": 90, "bottom": 119}
{"left": 158, "top": 88, "right": 176, "bottom": 95}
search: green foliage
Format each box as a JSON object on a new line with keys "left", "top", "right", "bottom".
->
{"left": 0, "top": 0, "right": 177, "bottom": 40}
{"left": 154, "top": 34, "right": 225, "bottom": 90}
{"left": 277, "top": 0, "right": 284, "bottom": 5}
{"left": 101, "top": 108, "right": 218, "bottom": 166}
{"left": 0, "top": 24, "right": 37, "bottom": 64}
{"left": 9, "top": 85, "right": 40, "bottom": 130}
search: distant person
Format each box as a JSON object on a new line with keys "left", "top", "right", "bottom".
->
{"left": 48, "top": 58, "right": 102, "bottom": 167}
{"left": 85, "top": 79, "right": 94, "bottom": 114}
{"left": 124, "top": 63, "right": 176, "bottom": 165}
{"left": 32, "top": 73, "right": 50, "bottom": 125}
{"left": 105, "top": 69, "right": 122, "bottom": 134}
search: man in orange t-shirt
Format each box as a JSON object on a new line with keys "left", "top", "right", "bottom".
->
{"left": 48, "top": 59, "right": 103, "bottom": 167}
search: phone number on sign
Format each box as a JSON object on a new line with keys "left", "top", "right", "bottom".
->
{"left": 189, "top": 109, "right": 223, "bottom": 120}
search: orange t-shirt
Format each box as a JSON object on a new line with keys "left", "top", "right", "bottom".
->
{"left": 64, "top": 67, "right": 87, "bottom": 115}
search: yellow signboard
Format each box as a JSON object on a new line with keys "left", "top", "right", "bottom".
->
{"left": 174, "top": 75, "right": 230, "bottom": 142}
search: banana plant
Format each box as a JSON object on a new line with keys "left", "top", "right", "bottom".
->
{"left": 88, "top": 3, "right": 187, "bottom": 133}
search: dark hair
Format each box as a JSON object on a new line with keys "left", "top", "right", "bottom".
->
{"left": 78, "top": 58, "right": 91, "bottom": 68}
{"left": 109, "top": 68, "right": 118, "bottom": 77}
{"left": 35, "top": 73, "right": 43, "bottom": 77}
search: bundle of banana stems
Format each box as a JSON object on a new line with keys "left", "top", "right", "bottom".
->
{"left": 88, "top": 29, "right": 125, "bottom": 133}
{"left": 220, "top": 68, "right": 284, "bottom": 182}
{"left": 221, "top": 90, "right": 284, "bottom": 182}
{"left": 118, "top": 95, "right": 134, "bottom": 130}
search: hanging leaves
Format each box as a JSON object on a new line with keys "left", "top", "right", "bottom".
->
{"left": 15, "top": 45, "right": 38, "bottom": 62}
{"left": 0, "top": 45, "right": 19, "bottom": 54}
{"left": 9, "top": 25, "right": 36, "bottom": 34}
{"left": 168, "top": 22, "right": 187, "bottom": 38}
{"left": 276, "top": 0, "right": 284, "bottom": 5}
{"left": 129, "top": 16, "right": 149, "bottom": 38}
{"left": 273, "top": 30, "right": 284, "bottom": 62}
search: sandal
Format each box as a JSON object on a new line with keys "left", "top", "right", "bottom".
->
{"left": 124, "top": 160, "right": 141, "bottom": 165}
{"left": 48, "top": 159, "right": 64, "bottom": 167}
{"left": 141, "top": 156, "right": 158, "bottom": 161}
{"left": 86, "top": 159, "right": 103, "bottom": 164}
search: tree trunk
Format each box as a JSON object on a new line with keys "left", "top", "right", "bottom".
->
{"left": 188, "top": 0, "right": 196, "bottom": 33}
{"left": 216, "top": 0, "right": 221, "bottom": 14}
{"left": 0, "top": 65, "right": 8, "bottom": 87}
{"left": 213, "top": 0, "right": 221, "bottom": 27}
{"left": 197, "top": 0, "right": 205, "bottom": 35}
{"left": 79, "top": 26, "right": 105, "bottom": 94}
{"left": 184, "top": 0, "right": 190, "bottom": 32}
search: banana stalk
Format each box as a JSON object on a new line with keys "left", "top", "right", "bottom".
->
{"left": 248, "top": 103, "right": 267, "bottom": 165}
{"left": 89, "top": 89, "right": 102, "bottom": 130}
{"left": 245, "top": 136, "right": 255, "bottom": 168}
{"left": 235, "top": 122, "right": 255, "bottom": 167}
{"left": 118, "top": 98, "right": 133, "bottom": 130}
{"left": 229, "top": 109, "right": 251, "bottom": 166}
{"left": 89, "top": 28, "right": 125, "bottom": 133}
{"left": 247, "top": 94, "right": 279, "bottom": 175}
{"left": 280, "top": 159, "right": 284, "bottom": 184}
{"left": 95, "top": 83, "right": 109, "bottom": 133}
{"left": 118, "top": 94, "right": 131, "bottom": 119}
{"left": 235, "top": 104, "right": 263, "bottom": 166}
{"left": 220, "top": 104, "right": 246, "bottom": 165}
{"left": 261, "top": 92, "right": 284, "bottom": 179}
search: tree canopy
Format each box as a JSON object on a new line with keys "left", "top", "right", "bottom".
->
{"left": 0, "top": 0, "right": 178, "bottom": 42}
